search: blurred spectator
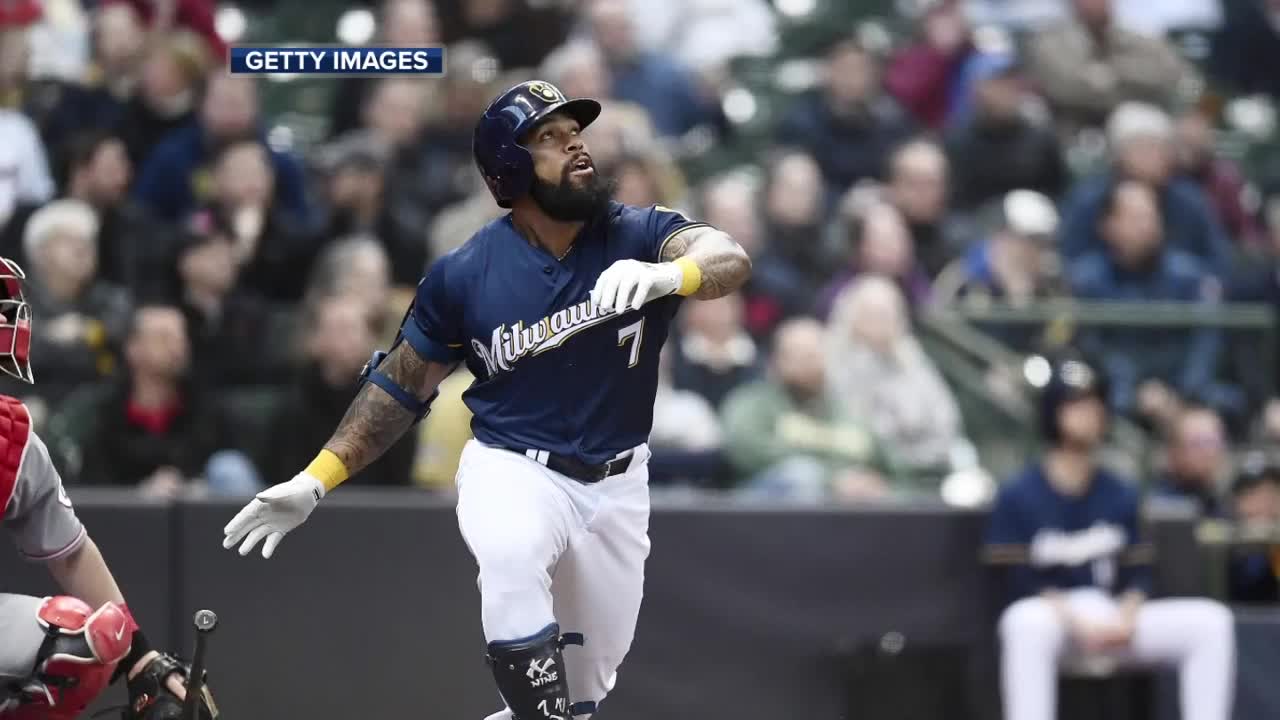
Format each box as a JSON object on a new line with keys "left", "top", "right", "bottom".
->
{"left": 649, "top": 346, "right": 723, "bottom": 486}
{"left": 815, "top": 201, "right": 930, "bottom": 320}
{"left": 117, "top": 30, "right": 210, "bottom": 169}
{"left": 428, "top": 190, "right": 504, "bottom": 260}
{"left": 1068, "top": 180, "right": 1241, "bottom": 424}
{"left": 586, "top": 0, "right": 718, "bottom": 138}
{"left": 933, "top": 190, "right": 1066, "bottom": 352}
{"left": 133, "top": 74, "right": 312, "bottom": 225}
{"left": 934, "top": 190, "right": 1064, "bottom": 307}
{"left": 670, "top": 293, "right": 761, "bottom": 411}
{"left": 101, "top": 0, "right": 227, "bottom": 61}
{"left": 438, "top": 0, "right": 570, "bottom": 71}
{"left": 1232, "top": 179, "right": 1280, "bottom": 416}
{"left": 0, "top": 106, "right": 53, "bottom": 233}
{"left": 315, "top": 130, "right": 428, "bottom": 288}
{"left": 20, "top": 199, "right": 131, "bottom": 402}
{"left": 778, "top": 38, "right": 916, "bottom": 192}
{"left": 28, "top": 3, "right": 147, "bottom": 154}
{"left": 721, "top": 317, "right": 898, "bottom": 502}
{"left": 265, "top": 293, "right": 415, "bottom": 486}
{"left": 176, "top": 227, "right": 284, "bottom": 388}
{"left": 1059, "top": 102, "right": 1233, "bottom": 277}
{"left": 1152, "top": 405, "right": 1230, "bottom": 516}
{"left": 607, "top": 150, "right": 686, "bottom": 209}
{"left": 26, "top": 0, "right": 90, "bottom": 81}
{"left": 699, "top": 173, "right": 807, "bottom": 339}
{"left": 1174, "top": 106, "right": 1264, "bottom": 249}
{"left": 185, "top": 139, "right": 317, "bottom": 303}
{"left": 944, "top": 53, "right": 1067, "bottom": 212}
{"left": 1226, "top": 456, "right": 1280, "bottom": 604}
{"left": 328, "top": 0, "right": 441, "bottom": 140}
{"left": 402, "top": 41, "right": 504, "bottom": 247}
{"left": 1027, "top": 0, "right": 1199, "bottom": 133}
{"left": 542, "top": 39, "right": 612, "bottom": 103}
{"left": 827, "top": 276, "right": 967, "bottom": 482}
{"left": 75, "top": 304, "right": 256, "bottom": 496}
{"left": 760, "top": 150, "right": 843, "bottom": 290}
{"left": 885, "top": 138, "right": 967, "bottom": 277}
{"left": 1209, "top": 0, "right": 1280, "bottom": 101}
{"left": 986, "top": 355, "right": 1235, "bottom": 720}
{"left": 413, "top": 366, "right": 474, "bottom": 493}
{"left": 303, "top": 236, "right": 399, "bottom": 347}
{"left": 0, "top": 23, "right": 31, "bottom": 110}
{"left": 594, "top": 0, "right": 777, "bottom": 81}
{"left": 884, "top": 0, "right": 974, "bottom": 130}
{"left": 3, "top": 130, "right": 171, "bottom": 299}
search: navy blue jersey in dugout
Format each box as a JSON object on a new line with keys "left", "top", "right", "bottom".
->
{"left": 985, "top": 463, "right": 1154, "bottom": 607}
{"left": 404, "top": 201, "right": 707, "bottom": 464}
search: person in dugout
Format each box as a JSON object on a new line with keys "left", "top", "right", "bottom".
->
{"left": 984, "top": 354, "right": 1235, "bottom": 720}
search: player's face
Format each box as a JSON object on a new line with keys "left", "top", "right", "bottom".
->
{"left": 524, "top": 114, "right": 614, "bottom": 221}
{"left": 1057, "top": 394, "right": 1107, "bottom": 449}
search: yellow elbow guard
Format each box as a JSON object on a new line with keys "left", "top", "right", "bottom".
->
{"left": 673, "top": 257, "right": 702, "bottom": 296}
{"left": 306, "top": 449, "right": 349, "bottom": 492}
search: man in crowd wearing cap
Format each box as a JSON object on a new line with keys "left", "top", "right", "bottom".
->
{"left": 986, "top": 355, "right": 1235, "bottom": 720}
{"left": 933, "top": 189, "right": 1065, "bottom": 352}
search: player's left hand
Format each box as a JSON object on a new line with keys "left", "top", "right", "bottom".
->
{"left": 124, "top": 651, "right": 218, "bottom": 719}
{"left": 591, "top": 259, "right": 684, "bottom": 315}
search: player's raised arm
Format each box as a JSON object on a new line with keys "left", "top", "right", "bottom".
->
{"left": 590, "top": 220, "right": 752, "bottom": 315}
{"left": 224, "top": 256, "right": 465, "bottom": 559}
{"left": 656, "top": 225, "right": 752, "bottom": 300}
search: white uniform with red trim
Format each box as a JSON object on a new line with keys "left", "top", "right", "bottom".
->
{"left": 0, "top": 394, "right": 95, "bottom": 708}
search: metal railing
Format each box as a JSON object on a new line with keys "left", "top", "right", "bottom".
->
{"left": 919, "top": 299, "right": 1278, "bottom": 484}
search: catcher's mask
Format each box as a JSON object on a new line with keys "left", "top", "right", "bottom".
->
{"left": 0, "top": 257, "right": 33, "bottom": 384}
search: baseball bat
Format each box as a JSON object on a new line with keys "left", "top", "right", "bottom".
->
{"left": 183, "top": 609, "right": 218, "bottom": 720}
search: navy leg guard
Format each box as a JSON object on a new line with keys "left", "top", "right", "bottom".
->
{"left": 485, "top": 623, "right": 596, "bottom": 719}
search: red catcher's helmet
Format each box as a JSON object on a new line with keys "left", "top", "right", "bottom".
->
{"left": 0, "top": 258, "right": 33, "bottom": 384}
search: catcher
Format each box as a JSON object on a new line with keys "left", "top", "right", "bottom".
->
{"left": 0, "top": 258, "right": 217, "bottom": 720}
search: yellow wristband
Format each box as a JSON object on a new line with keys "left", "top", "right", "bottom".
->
{"left": 306, "top": 449, "right": 349, "bottom": 492}
{"left": 673, "top": 257, "right": 702, "bottom": 297}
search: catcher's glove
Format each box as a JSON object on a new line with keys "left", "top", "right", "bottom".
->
{"left": 122, "top": 653, "right": 218, "bottom": 720}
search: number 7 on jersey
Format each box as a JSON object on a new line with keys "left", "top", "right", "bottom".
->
{"left": 617, "top": 318, "right": 645, "bottom": 368}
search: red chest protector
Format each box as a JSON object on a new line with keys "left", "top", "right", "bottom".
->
{"left": 0, "top": 394, "right": 31, "bottom": 517}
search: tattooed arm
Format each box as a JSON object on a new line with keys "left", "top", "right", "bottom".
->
{"left": 659, "top": 225, "right": 752, "bottom": 300}
{"left": 323, "top": 343, "right": 455, "bottom": 477}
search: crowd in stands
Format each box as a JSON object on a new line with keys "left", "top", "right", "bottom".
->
{"left": 0, "top": 0, "right": 1278, "bottom": 599}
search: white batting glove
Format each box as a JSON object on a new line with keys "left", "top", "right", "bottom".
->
{"left": 590, "top": 259, "right": 684, "bottom": 315}
{"left": 221, "top": 472, "right": 325, "bottom": 559}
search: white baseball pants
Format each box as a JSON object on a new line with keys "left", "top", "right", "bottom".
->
{"left": 998, "top": 588, "right": 1235, "bottom": 720}
{"left": 454, "top": 439, "right": 652, "bottom": 719}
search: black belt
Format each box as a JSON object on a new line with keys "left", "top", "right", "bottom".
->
{"left": 517, "top": 448, "right": 633, "bottom": 484}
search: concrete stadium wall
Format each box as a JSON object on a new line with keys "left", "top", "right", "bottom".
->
{"left": 3, "top": 489, "right": 1272, "bottom": 720}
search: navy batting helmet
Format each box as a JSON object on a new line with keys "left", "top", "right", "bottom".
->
{"left": 1038, "top": 355, "right": 1110, "bottom": 444}
{"left": 473, "top": 80, "right": 602, "bottom": 209}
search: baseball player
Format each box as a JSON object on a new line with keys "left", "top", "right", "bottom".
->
{"left": 221, "top": 79, "right": 751, "bottom": 719}
{"left": 0, "top": 258, "right": 218, "bottom": 720}
{"left": 985, "top": 356, "right": 1235, "bottom": 720}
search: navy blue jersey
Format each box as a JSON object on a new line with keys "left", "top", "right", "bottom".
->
{"left": 985, "top": 463, "right": 1153, "bottom": 606}
{"left": 404, "top": 201, "right": 706, "bottom": 464}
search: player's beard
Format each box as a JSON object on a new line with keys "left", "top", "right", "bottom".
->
{"left": 529, "top": 165, "right": 615, "bottom": 222}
